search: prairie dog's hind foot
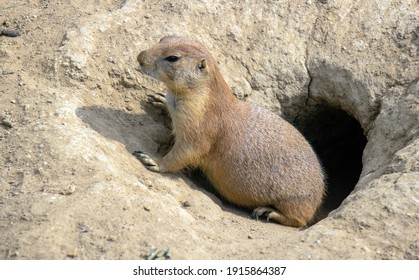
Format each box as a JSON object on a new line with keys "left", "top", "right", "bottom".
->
{"left": 133, "top": 151, "right": 161, "bottom": 172}
{"left": 252, "top": 207, "right": 305, "bottom": 228}
{"left": 147, "top": 92, "right": 167, "bottom": 111}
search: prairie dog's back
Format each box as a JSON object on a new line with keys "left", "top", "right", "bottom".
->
{"left": 201, "top": 103, "right": 324, "bottom": 218}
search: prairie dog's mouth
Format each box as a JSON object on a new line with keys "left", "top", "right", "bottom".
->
{"left": 136, "top": 64, "right": 154, "bottom": 77}
{"left": 139, "top": 67, "right": 160, "bottom": 82}
{"left": 135, "top": 65, "right": 145, "bottom": 75}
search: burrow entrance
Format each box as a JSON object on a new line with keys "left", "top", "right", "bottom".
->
{"left": 186, "top": 104, "right": 367, "bottom": 223}
{"left": 294, "top": 105, "right": 368, "bottom": 215}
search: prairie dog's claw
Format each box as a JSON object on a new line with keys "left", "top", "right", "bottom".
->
{"left": 133, "top": 151, "right": 161, "bottom": 172}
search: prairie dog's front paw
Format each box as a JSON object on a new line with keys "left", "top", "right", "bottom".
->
{"left": 147, "top": 92, "right": 167, "bottom": 111}
{"left": 133, "top": 151, "right": 161, "bottom": 172}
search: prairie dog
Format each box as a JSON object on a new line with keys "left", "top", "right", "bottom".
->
{"left": 135, "top": 36, "right": 325, "bottom": 227}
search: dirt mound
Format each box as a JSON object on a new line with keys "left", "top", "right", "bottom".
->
{"left": 1, "top": 0, "right": 418, "bottom": 259}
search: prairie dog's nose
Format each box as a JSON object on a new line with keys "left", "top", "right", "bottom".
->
{"left": 137, "top": 51, "right": 147, "bottom": 67}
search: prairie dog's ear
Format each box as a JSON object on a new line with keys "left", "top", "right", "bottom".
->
{"left": 159, "top": 35, "right": 182, "bottom": 44}
{"left": 198, "top": 59, "right": 207, "bottom": 72}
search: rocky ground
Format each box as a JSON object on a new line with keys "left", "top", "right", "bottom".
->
{"left": 0, "top": 0, "right": 418, "bottom": 259}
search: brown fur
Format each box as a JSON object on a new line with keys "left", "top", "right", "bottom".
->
{"left": 136, "top": 36, "right": 325, "bottom": 227}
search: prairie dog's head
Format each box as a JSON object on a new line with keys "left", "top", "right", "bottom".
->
{"left": 137, "top": 36, "right": 214, "bottom": 94}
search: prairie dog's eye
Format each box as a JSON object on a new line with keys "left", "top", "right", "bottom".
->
{"left": 165, "top": 56, "right": 180, "bottom": 62}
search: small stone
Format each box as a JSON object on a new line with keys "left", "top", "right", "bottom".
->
{"left": 107, "top": 235, "right": 117, "bottom": 242}
{"left": 2, "top": 69, "right": 14, "bottom": 75}
{"left": 143, "top": 205, "right": 151, "bottom": 211}
{"left": 122, "top": 205, "right": 131, "bottom": 210}
{"left": 145, "top": 248, "right": 171, "bottom": 260}
{"left": 8, "top": 251, "right": 19, "bottom": 258}
{"left": 1, "top": 29, "right": 20, "bottom": 37}
{"left": 182, "top": 201, "right": 191, "bottom": 208}
{"left": 315, "top": 239, "right": 321, "bottom": 244}
{"left": 126, "top": 104, "right": 134, "bottom": 111}
{"left": 362, "top": 246, "right": 371, "bottom": 252}
{"left": 77, "top": 223, "right": 89, "bottom": 233}
{"left": 67, "top": 249, "right": 78, "bottom": 258}
{"left": 60, "top": 185, "right": 76, "bottom": 195}
{"left": 1, "top": 118, "right": 13, "bottom": 128}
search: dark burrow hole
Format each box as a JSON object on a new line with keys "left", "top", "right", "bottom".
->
{"left": 294, "top": 105, "right": 368, "bottom": 215}
{"left": 185, "top": 105, "right": 368, "bottom": 224}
